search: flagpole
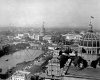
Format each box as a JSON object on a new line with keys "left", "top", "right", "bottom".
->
{"left": 90, "top": 16, "right": 94, "bottom": 24}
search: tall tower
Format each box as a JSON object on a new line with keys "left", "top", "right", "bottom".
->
{"left": 41, "top": 22, "right": 46, "bottom": 36}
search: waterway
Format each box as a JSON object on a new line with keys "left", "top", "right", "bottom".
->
{"left": 0, "top": 49, "right": 43, "bottom": 73}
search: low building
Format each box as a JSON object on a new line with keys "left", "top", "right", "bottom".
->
{"left": 16, "top": 34, "right": 24, "bottom": 39}
{"left": 62, "top": 33, "right": 82, "bottom": 42}
{"left": 8, "top": 70, "right": 31, "bottom": 80}
{"left": 32, "top": 35, "right": 43, "bottom": 41}
{"left": 46, "top": 56, "right": 61, "bottom": 76}
{"left": 43, "top": 35, "right": 52, "bottom": 41}
{"left": 29, "top": 43, "right": 42, "bottom": 50}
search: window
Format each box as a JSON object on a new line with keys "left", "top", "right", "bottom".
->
{"left": 89, "top": 50, "right": 91, "bottom": 54}
{"left": 88, "top": 41, "right": 92, "bottom": 47}
{"left": 84, "top": 41, "right": 87, "bottom": 46}
{"left": 88, "top": 50, "right": 89, "bottom": 54}
{"left": 93, "top": 41, "right": 96, "bottom": 47}
{"left": 92, "top": 50, "right": 95, "bottom": 54}
{"left": 81, "top": 41, "right": 83, "bottom": 46}
{"left": 97, "top": 41, "right": 100, "bottom": 47}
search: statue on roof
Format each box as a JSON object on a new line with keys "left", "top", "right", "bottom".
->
{"left": 88, "top": 16, "right": 94, "bottom": 33}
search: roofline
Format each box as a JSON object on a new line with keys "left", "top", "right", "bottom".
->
{"left": 79, "top": 46, "right": 100, "bottom": 48}
{"left": 64, "top": 74, "right": 100, "bottom": 80}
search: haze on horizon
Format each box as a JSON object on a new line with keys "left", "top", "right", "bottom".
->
{"left": 0, "top": 0, "right": 100, "bottom": 29}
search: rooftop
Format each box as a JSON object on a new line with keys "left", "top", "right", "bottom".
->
{"left": 66, "top": 66, "right": 100, "bottom": 79}
{"left": 39, "top": 66, "right": 100, "bottom": 80}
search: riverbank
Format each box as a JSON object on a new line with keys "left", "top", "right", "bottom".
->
{"left": 0, "top": 49, "right": 43, "bottom": 73}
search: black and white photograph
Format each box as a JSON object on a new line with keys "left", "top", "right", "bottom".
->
{"left": 0, "top": 0, "right": 100, "bottom": 80}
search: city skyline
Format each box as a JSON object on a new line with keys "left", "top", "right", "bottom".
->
{"left": 0, "top": 0, "right": 100, "bottom": 29}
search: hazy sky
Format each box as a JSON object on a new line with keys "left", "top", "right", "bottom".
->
{"left": 0, "top": 0, "right": 100, "bottom": 29}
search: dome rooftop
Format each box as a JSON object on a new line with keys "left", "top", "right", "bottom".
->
{"left": 82, "top": 32, "right": 99, "bottom": 40}
{"left": 79, "top": 22, "right": 100, "bottom": 47}
{"left": 79, "top": 32, "right": 100, "bottom": 47}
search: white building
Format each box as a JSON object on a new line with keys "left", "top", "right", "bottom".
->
{"left": 78, "top": 23, "right": 100, "bottom": 64}
{"left": 31, "top": 34, "right": 43, "bottom": 41}
{"left": 43, "top": 35, "right": 51, "bottom": 40}
{"left": 23, "top": 33, "right": 30, "bottom": 38}
{"left": 8, "top": 70, "right": 30, "bottom": 80}
{"left": 63, "top": 34, "right": 82, "bottom": 41}
{"left": 80, "top": 31, "right": 86, "bottom": 35}
{"left": 16, "top": 34, "right": 24, "bottom": 39}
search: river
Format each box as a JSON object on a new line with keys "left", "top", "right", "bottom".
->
{"left": 0, "top": 49, "right": 43, "bottom": 73}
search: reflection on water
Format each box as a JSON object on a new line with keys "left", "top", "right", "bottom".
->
{"left": 0, "top": 49, "right": 43, "bottom": 73}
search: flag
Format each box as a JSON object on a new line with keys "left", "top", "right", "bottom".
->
{"left": 91, "top": 16, "right": 94, "bottom": 19}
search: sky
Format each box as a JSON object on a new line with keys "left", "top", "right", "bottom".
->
{"left": 0, "top": 0, "right": 100, "bottom": 29}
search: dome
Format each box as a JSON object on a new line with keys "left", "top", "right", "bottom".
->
{"left": 79, "top": 20, "right": 100, "bottom": 59}
{"left": 79, "top": 32, "right": 100, "bottom": 47}
{"left": 82, "top": 32, "right": 99, "bottom": 40}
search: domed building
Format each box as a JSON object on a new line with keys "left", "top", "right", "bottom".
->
{"left": 78, "top": 22, "right": 100, "bottom": 63}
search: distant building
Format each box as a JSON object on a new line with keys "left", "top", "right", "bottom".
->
{"left": 7, "top": 36, "right": 14, "bottom": 41}
{"left": 62, "top": 33, "right": 82, "bottom": 42}
{"left": 29, "top": 43, "right": 42, "bottom": 50}
{"left": 65, "top": 34, "right": 76, "bottom": 40}
{"left": 15, "top": 34, "right": 24, "bottom": 39}
{"left": 43, "top": 35, "right": 52, "bottom": 43}
{"left": 0, "top": 35, "right": 9, "bottom": 42}
{"left": 23, "top": 33, "right": 30, "bottom": 38}
{"left": 80, "top": 31, "right": 86, "bottom": 35}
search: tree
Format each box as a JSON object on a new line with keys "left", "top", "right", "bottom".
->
{"left": 51, "top": 34, "right": 65, "bottom": 44}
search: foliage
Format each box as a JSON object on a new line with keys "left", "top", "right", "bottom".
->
{"left": 51, "top": 34, "right": 74, "bottom": 45}
{"left": 51, "top": 34, "right": 65, "bottom": 44}
{"left": 0, "top": 43, "right": 30, "bottom": 58}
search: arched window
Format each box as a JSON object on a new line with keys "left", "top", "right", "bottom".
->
{"left": 97, "top": 41, "right": 100, "bottom": 47}
{"left": 90, "top": 50, "right": 91, "bottom": 54}
{"left": 88, "top": 50, "right": 89, "bottom": 54}
{"left": 92, "top": 50, "right": 94, "bottom": 54}
{"left": 84, "top": 41, "right": 87, "bottom": 46}
{"left": 81, "top": 41, "right": 83, "bottom": 46}
{"left": 93, "top": 41, "right": 96, "bottom": 47}
{"left": 88, "top": 41, "right": 92, "bottom": 47}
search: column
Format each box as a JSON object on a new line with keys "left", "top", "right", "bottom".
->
{"left": 91, "top": 48, "right": 92, "bottom": 54}
{"left": 96, "top": 48, "right": 97, "bottom": 54}
{"left": 83, "top": 40, "right": 84, "bottom": 46}
{"left": 87, "top": 49, "right": 88, "bottom": 54}
{"left": 92, "top": 40, "right": 93, "bottom": 47}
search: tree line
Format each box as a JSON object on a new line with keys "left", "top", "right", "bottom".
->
{"left": 51, "top": 34, "right": 74, "bottom": 45}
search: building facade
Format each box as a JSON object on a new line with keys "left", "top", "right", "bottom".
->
{"left": 8, "top": 70, "right": 30, "bottom": 80}
{"left": 78, "top": 23, "right": 100, "bottom": 63}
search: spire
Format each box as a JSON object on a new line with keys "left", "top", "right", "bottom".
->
{"left": 41, "top": 22, "right": 45, "bottom": 36}
{"left": 42, "top": 22, "right": 44, "bottom": 28}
